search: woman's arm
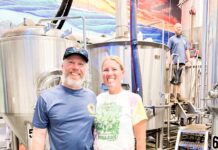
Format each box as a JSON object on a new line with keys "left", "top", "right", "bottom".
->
{"left": 134, "top": 119, "right": 146, "bottom": 150}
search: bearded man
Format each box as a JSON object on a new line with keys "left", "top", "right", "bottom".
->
{"left": 32, "top": 47, "right": 96, "bottom": 150}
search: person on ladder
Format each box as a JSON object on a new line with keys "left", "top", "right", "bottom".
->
{"left": 166, "top": 23, "right": 192, "bottom": 102}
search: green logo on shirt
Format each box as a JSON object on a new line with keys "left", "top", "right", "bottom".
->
{"left": 95, "top": 102, "right": 121, "bottom": 141}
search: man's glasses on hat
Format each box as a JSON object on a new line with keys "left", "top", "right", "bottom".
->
{"left": 65, "top": 47, "right": 88, "bottom": 58}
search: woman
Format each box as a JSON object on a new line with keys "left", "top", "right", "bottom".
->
{"left": 94, "top": 56, "right": 147, "bottom": 150}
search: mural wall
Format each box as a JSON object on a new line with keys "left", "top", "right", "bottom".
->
{"left": 0, "top": 0, "right": 181, "bottom": 43}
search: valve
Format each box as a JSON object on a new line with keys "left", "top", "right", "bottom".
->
{"left": 208, "top": 83, "right": 218, "bottom": 98}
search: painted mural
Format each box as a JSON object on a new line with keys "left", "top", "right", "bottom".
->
{"left": 0, "top": 0, "right": 180, "bottom": 43}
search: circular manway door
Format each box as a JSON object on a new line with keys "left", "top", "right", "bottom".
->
{"left": 36, "top": 70, "right": 62, "bottom": 95}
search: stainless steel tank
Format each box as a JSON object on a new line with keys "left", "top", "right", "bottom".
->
{"left": 87, "top": 40, "right": 168, "bottom": 130}
{"left": 0, "top": 25, "right": 76, "bottom": 146}
{"left": 0, "top": 54, "right": 4, "bottom": 113}
{"left": 207, "top": 0, "right": 218, "bottom": 149}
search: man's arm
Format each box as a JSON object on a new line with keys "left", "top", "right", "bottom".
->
{"left": 134, "top": 119, "right": 146, "bottom": 150}
{"left": 185, "top": 49, "right": 192, "bottom": 67}
{"left": 32, "top": 127, "right": 47, "bottom": 150}
{"left": 185, "top": 49, "right": 191, "bottom": 62}
{"left": 166, "top": 50, "right": 172, "bottom": 69}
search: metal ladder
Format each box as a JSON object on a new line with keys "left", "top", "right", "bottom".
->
{"left": 176, "top": 102, "right": 199, "bottom": 125}
{"left": 175, "top": 124, "right": 209, "bottom": 150}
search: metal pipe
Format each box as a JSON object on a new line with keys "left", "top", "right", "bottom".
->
{"left": 166, "top": 106, "right": 171, "bottom": 144}
{"left": 52, "top": 0, "right": 73, "bottom": 29}
{"left": 195, "top": 56, "right": 200, "bottom": 107}
{"left": 115, "top": 0, "right": 128, "bottom": 38}
{"left": 160, "top": 21, "right": 165, "bottom": 103}
{"left": 52, "top": 0, "right": 71, "bottom": 24}
{"left": 130, "top": 0, "right": 143, "bottom": 97}
{"left": 159, "top": 21, "right": 171, "bottom": 143}
{"left": 57, "top": 0, "right": 73, "bottom": 29}
{"left": 200, "top": 0, "right": 208, "bottom": 106}
{"left": 144, "top": 105, "right": 171, "bottom": 109}
{"left": 0, "top": 46, "right": 8, "bottom": 113}
{"left": 38, "top": 16, "right": 87, "bottom": 50}
{"left": 159, "top": 22, "right": 169, "bottom": 146}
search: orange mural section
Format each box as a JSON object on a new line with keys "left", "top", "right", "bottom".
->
{"left": 136, "top": 0, "right": 179, "bottom": 31}
{"left": 71, "top": 0, "right": 180, "bottom": 32}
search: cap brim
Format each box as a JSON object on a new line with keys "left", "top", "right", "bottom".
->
{"left": 63, "top": 53, "right": 88, "bottom": 62}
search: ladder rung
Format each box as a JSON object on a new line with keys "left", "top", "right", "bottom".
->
{"left": 179, "top": 141, "right": 204, "bottom": 148}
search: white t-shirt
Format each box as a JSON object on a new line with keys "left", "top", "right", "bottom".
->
{"left": 94, "top": 90, "right": 147, "bottom": 150}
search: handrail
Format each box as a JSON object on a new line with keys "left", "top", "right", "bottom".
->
{"left": 37, "top": 16, "right": 87, "bottom": 50}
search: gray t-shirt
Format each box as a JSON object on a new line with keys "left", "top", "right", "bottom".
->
{"left": 167, "top": 35, "right": 189, "bottom": 64}
{"left": 32, "top": 85, "right": 96, "bottom": 150}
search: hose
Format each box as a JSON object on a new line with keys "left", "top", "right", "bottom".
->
{"left": 57, "top": 0, "right": 73, "bottom": 29}
{"left": 130, "top": 0, "right": 143, "bottom": 97}
{"left": 52, "top": 0, "right": 73, "bottom": 29}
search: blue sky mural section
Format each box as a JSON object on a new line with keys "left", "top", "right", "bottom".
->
{"left": 0, "top": 0, "right": 174, "bottom": 44}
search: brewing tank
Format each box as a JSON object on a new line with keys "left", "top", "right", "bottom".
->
{"left": 207, "top": 0, "right": 218, "bottom": 149}
{"left": 87, "top": 40, "right": 168, "bottom": 130}
{"left": 0, "top": 25, "right": 76, "bottom": 146}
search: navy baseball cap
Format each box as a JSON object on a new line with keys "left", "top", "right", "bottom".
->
{"left": 63, "top": 47, "right": 89, "bottom": 63}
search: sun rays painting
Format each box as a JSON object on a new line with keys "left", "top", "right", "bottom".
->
{"left": 0, "top": 0, "right": 180, "bottom": 43}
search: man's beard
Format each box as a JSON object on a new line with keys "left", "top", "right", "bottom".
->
{"left": 62, "top": 74, "right": 84, "bottom": 88}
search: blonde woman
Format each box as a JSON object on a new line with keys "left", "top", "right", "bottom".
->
{"left": 94, "top": 56, "right": 147, "bottom": 150}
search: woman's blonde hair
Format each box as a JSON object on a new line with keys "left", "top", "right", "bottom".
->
{"left": 101, "top": 55, "right": 124, "bottom": 71}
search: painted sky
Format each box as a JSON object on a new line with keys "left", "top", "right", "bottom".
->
{"left": 0, "top": 0, "right": 180, "bottom": 43}
{"left": 72, "top": 0, "right": 180, "bottom": 31}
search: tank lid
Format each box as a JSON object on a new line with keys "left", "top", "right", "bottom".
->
{"left": 2, "top": 25, "right": 62, "bottom": 37}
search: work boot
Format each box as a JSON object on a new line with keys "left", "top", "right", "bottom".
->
{"left": 177, "top": 93, "right": 185, "bottom": 102}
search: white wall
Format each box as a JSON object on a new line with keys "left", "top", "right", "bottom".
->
{"left": 181, "top": 0, "right": 203, "bottom": 30}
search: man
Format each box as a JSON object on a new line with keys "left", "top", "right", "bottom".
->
{"left": 167, "top": 23, "right": 191, "bottom": 102}
{"left": 32, "top": 47, "right": 96, "bottom": 150}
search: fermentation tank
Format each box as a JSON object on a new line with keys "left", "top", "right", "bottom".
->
{"left": 207, "top": 0, "right": 218, "bottom": 149}
{"left": 0, "top": 54, "right": 3, "bottom": 112}
{"left": 87, "top": 40, "right": 168, "bottom": 130}
{"left": 0, "top": 25, "right": 76, "bottom": 146}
